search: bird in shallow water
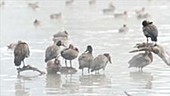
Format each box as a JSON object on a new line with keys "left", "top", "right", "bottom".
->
{"left": 130, "top": 43, "right": 170, "bottom": 67}
{"left": 14, "top": 41, "right": 30, "bottom": 68}
{"left": 118, "top": 24, "right": 129, "bottom": 33}
{"left": 78, "top": 45, "right": 94, "bottom": 74}
{"left": 53, "top": 31, "right": 69, "bottom": 47}
{"left": 128, "top": 51, "right": 153, "bottom": 71}
{"left": 91, "top": 53, "right": 112, "bottom": 73}
{"left": 142, "top": 20, "right": 158, "bottom": 46}
{"left": 45, "top": 41, "right": 65, "bottom": 62}
{"left": 61, "top": 44, "right": 79, "bottom": 68}
{"left": 46, "top": 57, "right": 61, "bottom": 74}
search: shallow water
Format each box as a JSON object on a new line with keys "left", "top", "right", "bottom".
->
{"left": 0, "top": 0, "right": 170, "bottom": 96}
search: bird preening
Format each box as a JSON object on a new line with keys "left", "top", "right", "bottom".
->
{"left": 14, "top": 41, "right": 30, "bottom": 68}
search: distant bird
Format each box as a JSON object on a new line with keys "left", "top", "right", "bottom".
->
{"left": 102, "top": 3, "right": 115, "bottom": 14}
{"left": 50, "top": 13, "right": 62, "bottom": 20}
{"left": 45, "top": 41, "right": 65, "bottom": 62}
{"left": 46, "top": 57, "right": 61, "bottom": 74}
{"left": 53, "top": 31, "right": 69, "bottom": 47}
{"left": 89, "top": 0, "right": 96, "bottom": 5}
{"left": 61, "top": 44, "right": 79, "bottom": 67}
{"left": 65, "top": 0, "right": 74, "bottom": 6}
{"left": 137, "top": 13, "right": 150, "bottom": 19}
{"left": 128, "top": 51, "right": 153, "bottom": 71}
{"left": 118, "top": 24, "right": 129, "bottom": 33}
{"left": 78, "top": 45, "right": 94, "bottom": 74}
{"left": 53, "top": 31, "right": 68, "bottom": 39}
{"left": 135, "top": 7, "right": 145, "bottom": 14}
{"left": 142, "top": 20, "right": 158, "bottom": 45}
{"left": 0, "top": 1, "right": 5, "bottom": 8}
{"left": 130, "top": 43, "right": 170, "bottom": 66}
{"left": 114, "top": 11, "right": 127, "bottom": 18}
{"left": 28, "top": 2, "right": 39, "bottom": 10}
{"left": 33, "top": 19, "right": 41, "bottom": 27}
{"left": 7, "top": 41, "right": 22, "bottom": 50}
{"left": 14, "top": 41, "right": 30, "bottom": 68}
{"left": 91, "top": 53, "right": 112, "bottom": 73}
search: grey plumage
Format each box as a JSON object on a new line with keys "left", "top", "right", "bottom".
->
{"left": 78, "top": 45, "right": 93, "bottom": 73}
{"left": 128, "top": 51, "right": 153, "bottom": 70}
{"left": 14, "top": 41, "right": 30, "bottom": 67}
{"left": 91, "top": 53, "right": 111, "bottom": 72}
{"left": 46, "top": 58, "right": 61, "bottom": 74}
{"left": 142, "top": 20, "right": 158, "bottom": 43}
{"left": 45, "top": 41, "right": 64, "bottom": 62}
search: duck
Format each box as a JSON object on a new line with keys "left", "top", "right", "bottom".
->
{"left": 33, "top": 19, "right": 41, "bottom": 27}
{"left": 65, "top": 0, "right": 74, "bottom": 6}
{"left": 53, "top": 31, "right": 69, "bottom": 47}
{"left": 118, "top": 24, "right": 129, "bottom": 33}
{"left": 50, "top": 13, "right": 62, "bottom": 20}
{"left": 102, "top": 3, "right": 115, "bottom": 14}
{"left": 28, "top": 2, "right": 39, "bottom": 10}
{"left": 91, "top": 53, "right": 112, "bottom": 73}
{"left": 61, "top": 44, "right": 79, "bottom": 67}
{"left": 46, "top": 57, "right": 61, "bottom": 74}
{"left": 45, "top": 40, "right": 65, "bottom": 62}
{"left": 114, "top": 11, "right": 127, "bottom": 19}
{"left": 78, "top": 45, "right": 94, "bottom": 74}
{"left": 89, "top": 0, "right": 96, "bottom": 5}
{"left": 14, "top": 41, "right": 30, "bottom": 68}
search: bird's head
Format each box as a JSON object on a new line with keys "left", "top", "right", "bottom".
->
{"left": 85, "top": 45, "right": 93, "bottom": 53}
{"left": 104, "top": 53, "right": 112, "bottom": 64}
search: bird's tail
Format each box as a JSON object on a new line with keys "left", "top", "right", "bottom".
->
{"left": 14, "top": 56, "right": 22, "bottom": 66}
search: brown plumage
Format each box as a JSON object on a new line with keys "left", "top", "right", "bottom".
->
{"left": 46, "top": 58, "right": 61, "bottom": 74}
{"left": 61, "top": 44, "right": 79, "bottom": 67}
{"left": 14, "top": 41, "right": 30, "bottom": 67}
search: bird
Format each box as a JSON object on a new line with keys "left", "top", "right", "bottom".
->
{"left": 91, "top": 53, "right": 112, "bottom": 73}
{"left": 130, "top": 43, "right": 170, "bottom": 67}
{"left": 7, "top": 41, "right": 22, "bottom": 50}
{"left": 28, "top": 2, "right": 39, "bottom": 10}
{"left": 114, "top": 11, "right": 127, "bottom": 18}
{"left": 65, "top": 0, "right": 74, "bottom": 6}
{"left": 46, "top": 57, "right": 61, "bottom": 74}
{"left": 102, "top": 3, "right": 115, "bottom": 14}
{"left": 50, "top": 13, "right": 62, "bottom": 20}
{"left": 53, "top": 31, "right": 69, "bottom": 47}
{"left": 45, "top": 40, "right": 65, "bottom": 62}
{"left": 78, "top": 45, "right": 94, "bottom": 74}
{"left": 142, "top": 20, "right": 158, "bottom": 46}
{"left": 61, "top": 44, "right": 79, "bottom": 67}
{"left": 135, "top": 7, "right": 145, "bottom": 14}
{"left": 33, "top": 19, "right": 41, "bottom": 27}
{"left": 89, "top": 0, "right": 96, "bottom": 5}
{"left": 14, "top": 41, "right": 30, "bottom": 68}
{"left": 137, "top": 13, "right": 150, "bottom": 19}
{"left": 118, "top": 24, "right": 129, "bottom": 33}
{"left": 128, "top": 51, "right": 153, "bottom": 71}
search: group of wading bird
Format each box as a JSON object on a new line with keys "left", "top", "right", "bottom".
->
{"left": 10, "top": 20, "right": 170, "bottom": 74}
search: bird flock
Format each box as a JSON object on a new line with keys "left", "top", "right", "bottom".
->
{"left": 2, "top": 0, "right": 169, "bottom": 74}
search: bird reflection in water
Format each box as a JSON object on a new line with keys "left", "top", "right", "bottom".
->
{"left": 15, "top": 75, "right": 32, "bottom": 96}
{"left": 130, "top": 71, "right": 153, "bottom": 89}
{"left": 79, "top": 74, "right": 111, "bottom": 86}
{"left": 62, "top": 74, "right": 79, "bottom": 93}
{"left": 45, "top": 74, "right": 62, "bottom": 94}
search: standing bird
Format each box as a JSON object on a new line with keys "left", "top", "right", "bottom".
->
{"left": 78, "top": 45, "right": 94, "bottom": 74}
{"left": 91, "top": 53, "right": 112, "bottom": 73}
{"left": 14, "top": 41, "right": 30, "bottom": 68}
{"left": 53, "top": 31, "right": 69, "bottom": 47}
{"left": 118, "top": 24, "right": 129, "bottom": 33}
{"left": 128, "top": 51, "right": 153, "bottom": 71}
{"left": 142, "top": 20, "right": 158, "bottom": 46}
{"left": 61, "top": 44, "right": 79, "bottom": 67}
{"left": 45, "top": 41, "right": 64, "bottom": 62}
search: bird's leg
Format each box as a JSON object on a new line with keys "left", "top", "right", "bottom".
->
{"left": 88, "top": 68, "right": 90, "bottom": 73}
{"left": 65, "top": 60, "right": 67, "bottom": 67}
{"left": 70, "top": 60, "right": 72, "bottom": 68}
{"left": 146, "top": 38, "right": 149, "bottom": 47}
{"left": 82, "top": 69, "right": 84, "bottom": 75}
{"left": 22, "top": 60, "right": 26, "bottom": 68}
